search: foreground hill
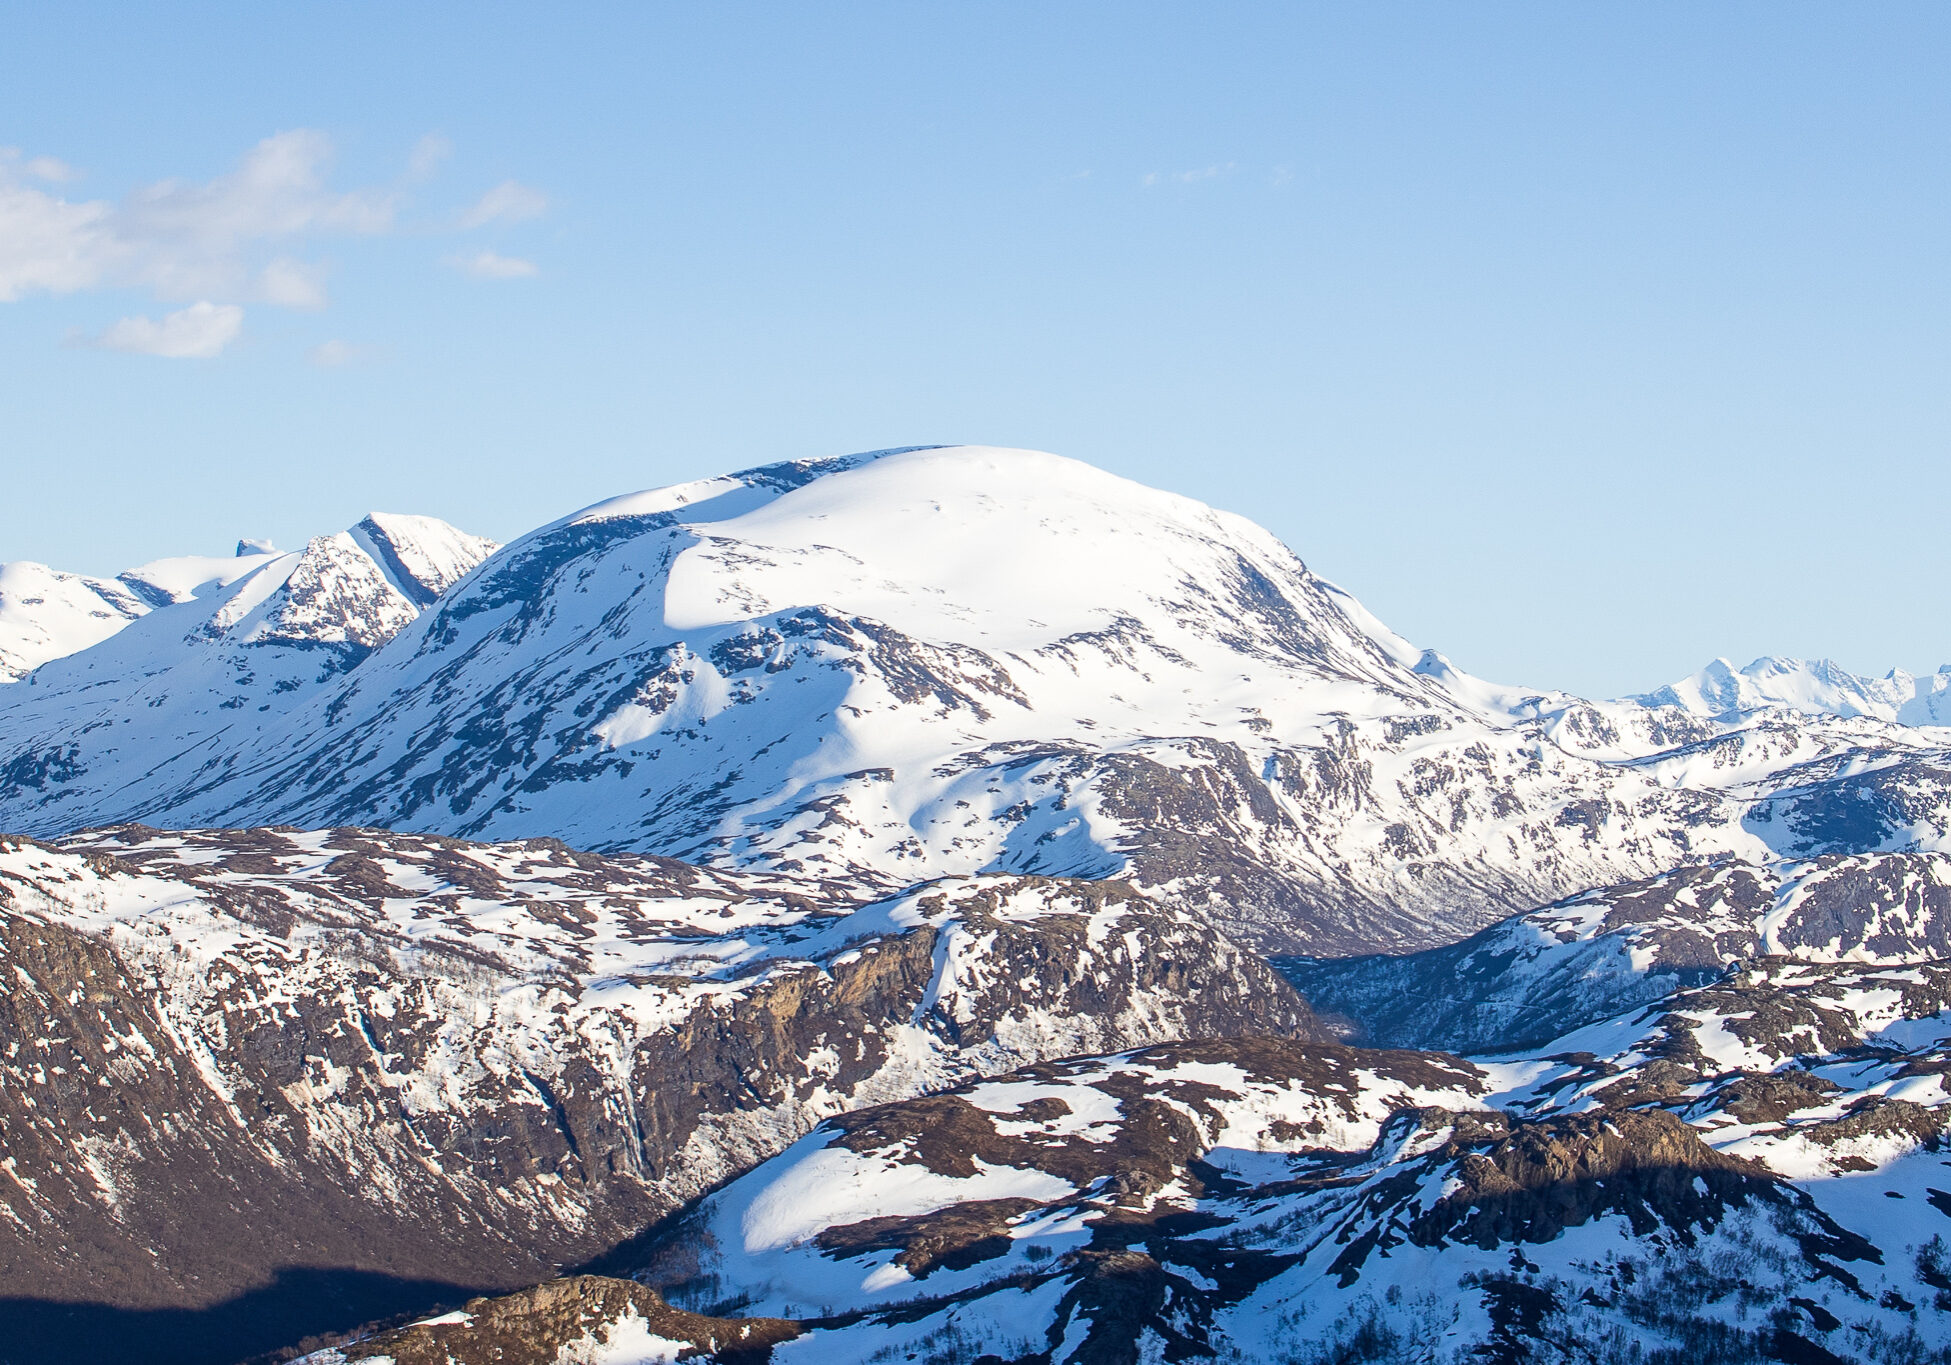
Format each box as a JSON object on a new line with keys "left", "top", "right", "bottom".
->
{"left": 8, "top": 447, "right": 1951, "bottom": 955}
{"left": 0, "top": 826, "right": 1310, "bottom": 1364}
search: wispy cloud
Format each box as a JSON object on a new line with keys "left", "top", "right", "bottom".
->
{"left": 460, "top": 180, "right": 548, "bottom": 228}
{"left": 0, "top": 131, "right": 547, "bottom": 357}
{"left": 4, "top": 151, "right": 79, "bottom": 183}
{"left": 1141, "top": 162, "right": 1238, "bottom": 187}
{"left": 406, "top": 133, "right": 453, "bottom": 181}
{"left": 306, "top": 338, "right": 372, "bottom": 367}
{"left": 257, "top": 257, "right": 328, "bottom": 309}
{"left": 83, "top": 301, "right": 244, "bottom": 358}
{"left": 449, "top": 248, "right": 538, "bottom": 279}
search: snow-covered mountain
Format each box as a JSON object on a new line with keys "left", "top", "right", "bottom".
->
{"left": 1635, "top": 654, "right": 1951, "bottom": 726}
{"left": 0, "top": 512, "right": 494, "bottom": 832}
{"left": 0, "top": 539, "right": 305, "bottom": 683}
{"left": 14, "top": 446, "right": 1951, "bottom": 1363}
{"left": 5, "top": 447, "right": 1951, "bottom": 955}
{"left": 0, "top": 514, "right": 494, "bottom": 685}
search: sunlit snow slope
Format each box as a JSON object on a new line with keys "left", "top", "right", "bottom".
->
{"left": 0, "top": 560, "right": 154, "bottom": 683}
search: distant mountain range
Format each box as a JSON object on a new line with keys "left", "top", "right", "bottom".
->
{"left": 1633, "top": 654, "right": 1951, "bottom": 726}
{"left": 4, "top": 447, "right": 1949, "bottom": 1365}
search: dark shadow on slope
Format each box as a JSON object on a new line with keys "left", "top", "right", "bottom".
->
{"left": 0, "top": 1267, "right": 488, "bottom": 1365}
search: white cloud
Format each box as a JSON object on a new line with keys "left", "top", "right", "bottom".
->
{"left": 407, "top": 133, "right": 453, "bottom": 181}
{"left": 257, "top": 257, "right": 328, "bottom": 308}
{"left": 86, "top": 301, "right": 243, "bottom": 359}
{"left": 306, "top": 338, "right": 370, "bottom": 367}
{"left": 1, "top": 133, "right": 548, "bottom": 356}
{"left": 0, "top": 130, "right": 392, "bottom": 307}
{"left": 450, "top": 249, "right": 538, "bottom": 279}
{"left": 0, "top": 148, "right": 79, "bottom": 183}
{"left": 0, "top": 175, "right": 114, "bottom": 298}
{"left": 460, "top": 180, "right": 548, "bottom": 228}
{"left": 24, "top": 156, "right": 77, "bottom": 183}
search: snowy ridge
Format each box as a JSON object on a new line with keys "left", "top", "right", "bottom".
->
{"left": 0, "top": 512, "right": 494, "bottom": 832}
{"left": 636, "top": 1040, "right": 1490, "bottom": 1323}
{"left": 0, "top": 512, "right": 494, "bottom": 687}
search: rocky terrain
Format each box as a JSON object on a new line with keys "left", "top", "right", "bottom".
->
{"left": 1284, "top": 849, "right": 1951, "bottom": 1052}
{"left": 296, "top": 876, "right": 1951, "bottom": 1365}
{"left": 0, "top": 824, "right": 1311, "bottom": 1364}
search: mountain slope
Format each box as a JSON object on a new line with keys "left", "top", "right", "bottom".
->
{"left": 1287, "top": 849, "right": 1951, "bottom": 1052}
{"left": 0, "top": 514, "right": 494, "bottom": 832}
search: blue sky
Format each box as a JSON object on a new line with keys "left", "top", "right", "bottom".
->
{"left": 3, "top": 3, "right": 1948, "bottom": 698}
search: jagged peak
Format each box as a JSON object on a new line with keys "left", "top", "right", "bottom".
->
{"left": 1631, "top": 653, "right": 1951, "bottom": 725}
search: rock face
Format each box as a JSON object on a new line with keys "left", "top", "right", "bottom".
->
{"left": 294, "top": 1277, "right": 801, "bottom": 1365}
{"left": 8, "top": 447, "right": 1951, "bottom": 955}
{"left": 0, "top": 827, "right": 1315, "bottom": 1365}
